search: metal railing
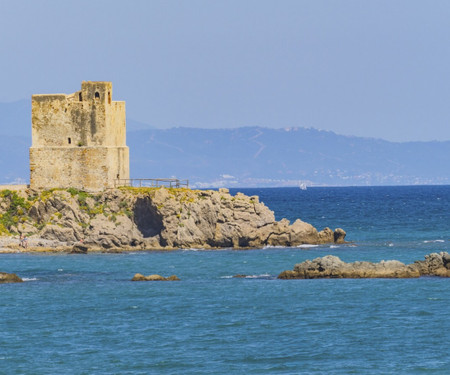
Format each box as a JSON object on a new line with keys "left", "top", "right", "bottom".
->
{"left": 115, "top": 178, "right": 189, "bottom": 188}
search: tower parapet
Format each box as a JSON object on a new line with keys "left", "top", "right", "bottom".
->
{"left": 30, "top": 81, "right": 130, "bottom": 191}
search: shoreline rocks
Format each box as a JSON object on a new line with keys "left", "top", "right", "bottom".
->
{"left": 70, "top": 243, "right": 89, "bottom": 254}
{"left": 0, "top": 187, "right": 345, "bottom": 251}
{"left": 278, "top": 252, "right": 450, "bottom": 279}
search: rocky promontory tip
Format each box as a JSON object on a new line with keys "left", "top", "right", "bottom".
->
{"left": 0, "top": 187, "right": 345, "bottom": 251}
{"left": 278, "top": 252, "right": 450, "bottom": 279}
{"left": 0, "top": 272, "right": 23, "bottom": 283}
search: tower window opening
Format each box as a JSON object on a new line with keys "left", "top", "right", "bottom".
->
{"left": 68, "top": 137, "right": 71, "bottom": 144}
{"left": 95, "top": 91, "right": 100, "bottom": 99}
{"left": 79, "top": 93, "right": 82, "bottom": 101}
{"left": 108, "top": 91, "right": 111, "bottom": 104}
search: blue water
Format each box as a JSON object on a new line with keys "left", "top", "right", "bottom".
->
{"left": 2, "top": 186, "right": 450, "bottom": 374}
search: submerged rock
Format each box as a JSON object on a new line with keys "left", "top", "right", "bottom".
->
{"left": 278, "top": 252, "right": 450, "bottom": 279}
{"left": 131, "top": 273, "right": 180, "bottom": 281}
{"left": 0, "top": 272, "right": 23, "bottom": 283}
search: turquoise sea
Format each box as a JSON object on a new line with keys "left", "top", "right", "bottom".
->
{"left": 1, "top": 186, "right": 450, "bottom": 374}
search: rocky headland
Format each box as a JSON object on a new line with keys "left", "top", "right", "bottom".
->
{"left": 0, "top": 187, "right": 345, "bottom": 252}
{"left": 278, "top": 252, "right": 450, "bottom": 279}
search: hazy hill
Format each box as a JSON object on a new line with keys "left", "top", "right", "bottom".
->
{"left": 128, "top": 127, "right": 450, "bottom": 187}
{"left": 1, "top": 100, "right": 449, "bottom": 187}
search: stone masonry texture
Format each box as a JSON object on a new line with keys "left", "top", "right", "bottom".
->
{"left": 30, "top": 81, "right": 130, "bottom": 191}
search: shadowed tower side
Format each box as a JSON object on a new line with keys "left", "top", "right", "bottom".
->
{"left": 30, "top": 81, "right": 129, "bottom": 191}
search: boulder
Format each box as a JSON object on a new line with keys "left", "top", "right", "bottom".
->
{"left": 289, "top": 219, "right": 320, "bottom": 245}
{"left": 333, "top": 228, "right": 347, "bottom": 243}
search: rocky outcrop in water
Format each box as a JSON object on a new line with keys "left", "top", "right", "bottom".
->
{"left": 0, "top": 272, "right": 23, "bottom": 283}
{"left": 131, "top": 273, "right": 180, "bottom": 281}
{"left": 278, "top": 252, "right": 450, "bottom": 279}
{"left": 0, "top": 187, "right": 345, "bottom": 251}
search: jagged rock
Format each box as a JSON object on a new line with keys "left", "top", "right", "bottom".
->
{"left": 278, "top": 252, "right": 450, "bottom": 279}
{"left": 333, "top": 228, "right": 347, "bottom": 244}
{"left": 41, "top": 225, "right": 79, "bottom": 243}
{"left": 411, "top": 252, "right": 450, "bottom": 277}
{"left": 17, "top": 222, "right": 37, "bottom": 235}
{"left": 86, "top": 214, "right": 143, "bottom": 249}
{"left": 131, "top": 273, "right": 180, "bottom": 281}
{"left": 0, "top": 272, "right": 23, "bottom": 283}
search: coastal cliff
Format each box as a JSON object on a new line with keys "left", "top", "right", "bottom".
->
{"left": 0, "top": 187, "right": 345, "bottom": 251}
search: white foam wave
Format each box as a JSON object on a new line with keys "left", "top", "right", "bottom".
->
{"left": 181, "top": 248, "right": 221, "bottom": 252}
{"left": 424, "top": 240, "right": 445, "bottom": 243}
{"left": 262, "top": 244, "right": 318, "bottom": 249}
{"left": 220, "top": 274, "right": 272, "bottom": 279}
{"left": 22, "top": 277, "right": 38, "bottom": 281}
{"left": 298, "top": 244, "right": 319, "bottom": 249}
{"left": 330, "top": 245, "right": 340, "bottom": 249}
{"left": 244, "top": 273, "right": 271, "bottom": 279}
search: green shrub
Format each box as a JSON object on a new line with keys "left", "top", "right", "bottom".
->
{"left": 66, "top": 187, "right": 80, "bottom": 196}
{"left": 0, "top": 190, "right": 32, "bottom": 234}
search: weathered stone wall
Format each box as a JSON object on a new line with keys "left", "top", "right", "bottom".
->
{"left": 30, "top": 146, "right": 129, "bottom": 192}
{"left": 107, "top": 102, "right": 126, "bottom": 146}
{"left": 30, "top": 81, "right": 129, "bottom": 191}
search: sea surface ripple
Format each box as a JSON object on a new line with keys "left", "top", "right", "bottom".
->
{"left": 1, "top": 186, "right": 450, "bottom": 374}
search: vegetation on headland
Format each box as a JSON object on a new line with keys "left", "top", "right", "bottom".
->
{"left": 0, "top": 187, "right": 207, "bottom": 236}
{"left": 0, "top": 189, "right": 32, "bottom": 235}
{"left": 0, "top": 188, "right": 129, "bottom": 236}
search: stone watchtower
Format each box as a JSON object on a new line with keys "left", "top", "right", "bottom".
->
{"left": 30, "top": 81, "right": 129, "bottom": 191}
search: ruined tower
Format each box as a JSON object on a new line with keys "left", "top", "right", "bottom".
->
{"left": 30, "top": 81, "right": 129, "bottom": 191}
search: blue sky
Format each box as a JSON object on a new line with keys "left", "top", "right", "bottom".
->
{"left": 1, "top": 0, "right": 450, "bottom": 141}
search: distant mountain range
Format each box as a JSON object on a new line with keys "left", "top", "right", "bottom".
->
{"left": 1, "top": 100, "right": 449, "bottom": 187}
